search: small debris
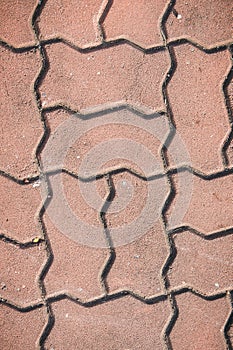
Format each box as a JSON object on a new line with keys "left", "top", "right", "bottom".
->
{"left": 134, "top": 254, "right": 140, "bottom": 259}
{"left": 1, "top": 282, "right": 6, "bottom": 290}
{"left": 97, "top": 71, "right": 101, "bottom": 75}
{"left": 76, "top": 155, "right": 80, "bottom": 159}
{"left": 177, "top": 14, "right": 182, "bottom": 20}
{"left": 215, "top": 283, "right": 219, "bottom": 288}
{"left": 32, "top": 237, "right": 40, "bottom": 243}
{"left": 65, "top": 313, "right": 69, "bottom": 318}
{"left": 32, "top": 180, "right": 41, "bottom": 188}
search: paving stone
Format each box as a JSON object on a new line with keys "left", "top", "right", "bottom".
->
{"left": 0, "top": 176, "right": 42, "bottom": 242}
{"left": 168, "top": 230, "right": 233, "bottom": 295}
{"left": 38, "top": 0, "right": 104, "bottom": 48}
{"left": 0, "top": 304, "right": 46, "bottom": 350}
{"left": 170, "top": 292, "right": 230, "bottom": 350}
{"left": 0, "top": 241, "right": 45, "bottom": 305}
{"left": 229, "top": 323, "right": 233, "bottom": 348}
{"left": 104, "top": 170, "right": 169, "bottom": 296}
{"left": 41, "top": 108, "right": 169, "bottom": 176}
{"left": 105, "top": 170, "right": 169, "bottom": 246}
{"left": 106, "top": 220, "right": 169, "bottom": 297}
{"left": 40, "top": 43, "right": 169, "bottom": 113}
{"left": 45, "top": 297, "right": 171, "bottom": 349}
{"left": 166, "top": 171, "right": 233, "bottom": 234}
{"left": 0, "top": 47, "right": 43, "bottom": 178}
{"left": 43, "top": 172, "right": 109, "bottom": 300}
{"left": 166, "top": 44, "right": 231, "bottom": 174}
{"left": 166, "top": 0, "right": 233, "bottom": 48}
{"left": 102, "top": 0, "right": 168, "bottom": 48}
{"left": 0, "top": 0, "right": 37, "bottom": 48}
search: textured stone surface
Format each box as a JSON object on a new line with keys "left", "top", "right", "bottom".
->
{"left": 102, "top": 0, "right": 168, "bottom": 48}
{"left": 0, "top": 241, "right": 45, "bottom": 305}
{"left": 170, "top": 293, "right": 230, "bottom": 350}
{"left": 106, "top": 221, "right": 169, "bottom": 297}
{"left": 0, "top": 304, "right": 46, "bottom": 350}
{"left": 166, "top": 171, "right": 233, "bottom": 234}
{"left": 167, "top": 44, "right": 231, "bottom": 174}
{"left": 40, "top": 43, "right": 169, "bottom": 113}
{"left": 0, "top": 47, "right": 43, "bottom": 178}
{"left": 43, "top": 172, "right": 109, "bottom": 300}
{"left": 166, "top": 0, "right": 233, "bottom": 48}
{"left": 45, "top": 297, "right": 171, "bottom": 349}
{"left": 168, "top": 231, "right": 233, "bottom": 295}
{"left": 0, "top": 176, "right": 42, "bottom": 242}
{"left": 0, "top": 0, "right": 37, "bottom": 47}
{"left": 41, "top": 108, "right": 169, "bottom": 176}
{"left": 1, "top": 1, "right": 233, "bottom": 348}
{"left": 38, "top": 0, "right": 104, "bottom": 48}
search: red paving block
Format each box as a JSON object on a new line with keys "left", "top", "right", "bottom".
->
{"left": 0, "top": 242, "right": 45, "bottom": 305}
{"left": 168, "top": 231, "right": 233, "bottom": 295}
{"left": 104, "top": 170, "right": 169, "bottom": 296}
{"left": 0, "top": 47, "right": 43, "bottom": 179}
{"left": 167, "top": 44, "right": 231, "bottom": 174}
{"left": 45, "top": 297, "right": 171, "bottom": 349}
{"left": 105, "top": 171, "right": 169, "bottom": 246}
{"left": 0, "top": 0, "right": 37, "bottom": 48}
{"left": 0, "top": 304, "right": 46, "bottom": 350}
{"left": 0, "top": 176, "right": 42, "bottom": 242}
{"left": 43, "top": 172, "right": 109, "bottom": 300}
{"left": 106, "top": 221, "right": 169, "bottom": 297}
{"left": 229, "top": 324, "right": 233, "bottom": 348}
{"left": 38, "top": 0, "right": 104, "bottom": 48}
{"left": 170, "top": 292, "right": 230, "bottom": 350}
{"left": 166, "top": 171, "right": 233, "bottom": 234}
{"left": 102, "top": 0, "right": 168, "bottom": 48}
{"left": 41, "top": 108, "right": 169, "bottom": 176}
{"left": 39, "top": 43, "right": 169, "bottom": 113}
{"left": 166, "top": 0, "right": 233, "bottom": 48}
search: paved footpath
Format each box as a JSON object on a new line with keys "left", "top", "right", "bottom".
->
{"left": 0, "top": 1, "right": 233, "bottom": 349}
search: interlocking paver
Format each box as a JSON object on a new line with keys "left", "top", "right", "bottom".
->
{"left": 105, "top": 171, "right": 169, "bottom": 297}
{"left": 38, "top": 0, "right": 104, "bottom": 48}
{"left": 106, "top": 221, "right": 169, "bottom": 297}
{"left": 39, "top": 43, "right": 169, "bottom": 113}
{"left": 102, "top": 0, "right": 168, "bottom": 48}
{"left": 1, "top": 1, "right": 233, "bottom": 349}
{"left": 0, "top": 303, "right": 46, "bottom": 350}
{"left": 0, "top": 0, "right": 37, "bottom": 48}
{"left": 0, "top": 241, "right": 45, "bottom": 305}
{"left": 166, "top": 0, "right": 233, "bottom": 48}
{"left": 166, "top": 171, "right": 233, "bottom": 234}
{"left": 43, "top": 172, "right": 108, "bottom": 300}
{"left": 166, "top": 44, "right": 231, "bottom": 174}
{"left": 168, "top": 230, "right": 233, "bottom": 295}
{"left": 41, "top": 108, "right": 169, "bottom": 176}
{"left": 0, "top": 47, "right": 43, "bottom": 178}
{"left": 0, "top": 176, "right": 42, "bottom": 242}
{"left": 45, "top": 297, "right": 171, "bottom": 349}
{"left": 170, "top": 292, "right": 230, "bottom": 350}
